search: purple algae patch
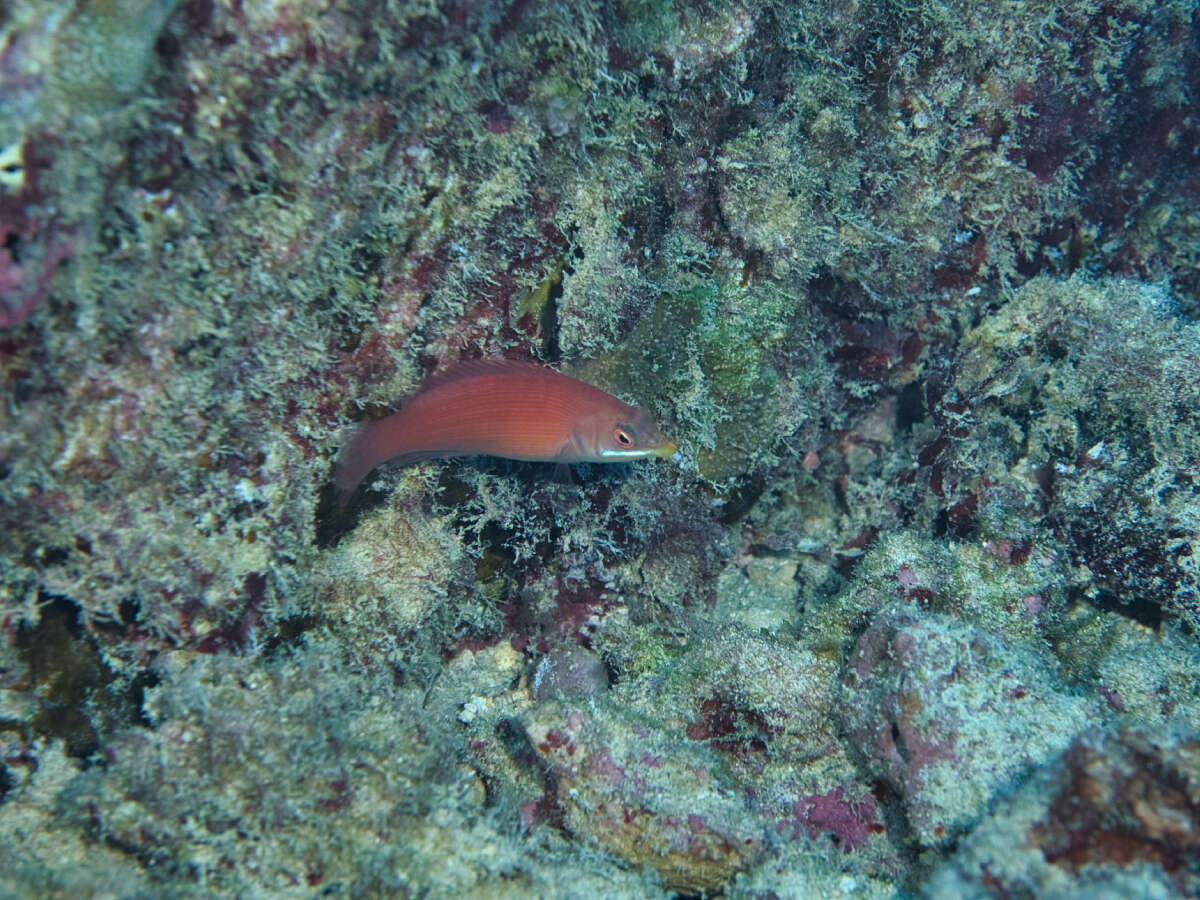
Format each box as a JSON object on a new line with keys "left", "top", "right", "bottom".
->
{"left": 777, "top": 786, "right": 880, "bottom": 852}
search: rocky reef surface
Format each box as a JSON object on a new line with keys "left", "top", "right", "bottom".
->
{"left": 1, "top": 1, "right": 1198, "bottom": 896}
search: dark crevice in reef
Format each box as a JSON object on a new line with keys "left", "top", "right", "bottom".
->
{"left": 15, "top": 595, "right": 152, "bottom": 762}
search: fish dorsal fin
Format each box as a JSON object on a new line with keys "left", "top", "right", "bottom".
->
{"left": 413, "top": 358, "right": 566, "bottom": 396}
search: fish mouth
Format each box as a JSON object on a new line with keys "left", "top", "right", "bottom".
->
{"left": 652, "top": 439, "right": 677, "bottom": 459}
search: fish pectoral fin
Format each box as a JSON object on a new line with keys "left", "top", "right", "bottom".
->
{"left": 550, "top": 438, "right": 582, "bottom": 484}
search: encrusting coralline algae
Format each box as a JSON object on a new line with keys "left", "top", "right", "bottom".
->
{"left": 1, "top": 1, "right": 1198, "bottom": 895}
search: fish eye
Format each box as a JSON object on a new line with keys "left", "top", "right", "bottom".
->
{"left": 613, "top": 425, "right": 635, "bottom": 447}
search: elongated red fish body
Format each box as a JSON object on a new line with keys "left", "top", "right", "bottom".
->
{"left": 334, "top": 359, "right": 675, "bottom": 499}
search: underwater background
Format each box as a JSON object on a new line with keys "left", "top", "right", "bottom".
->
{"left": 1, "top": 1, "right": 1198, "bottom": 896}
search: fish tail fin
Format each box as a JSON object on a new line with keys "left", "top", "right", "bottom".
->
{"left": 333, "top": 420, "right": 384, "bottom": 509}
{"left": 333, "top": 414, "right": 446, "bottom": 508}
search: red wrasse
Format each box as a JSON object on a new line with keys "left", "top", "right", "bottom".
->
{"left": 334, "top": 359, "right": 676, "bottom": 500}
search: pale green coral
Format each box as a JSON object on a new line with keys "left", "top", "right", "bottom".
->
{"left": 947, "top": 277, "right": 1200, "bottom": 630}
{"left": 575, "top": 275, "right": 802, "bottom": 483}
{"left": 0, "top": 740, "right": 156, "bottom": 898}
{"left": 801, "top": 529, "right": 1071, "bottom": 656}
